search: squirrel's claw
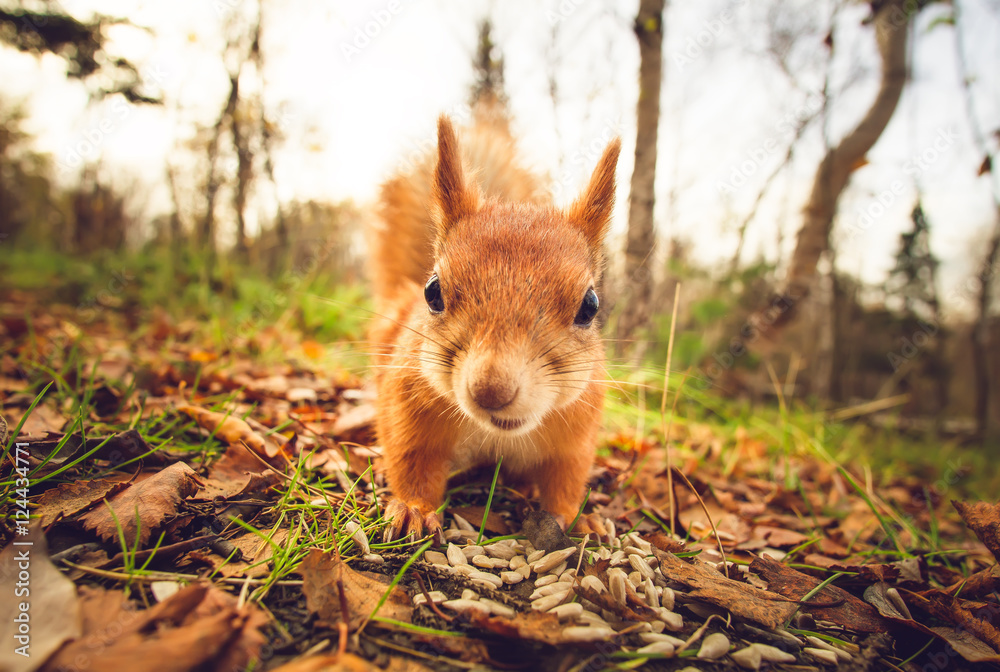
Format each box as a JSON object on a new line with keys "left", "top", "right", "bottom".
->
{"left": 383, "top": 498, "right": 443, "bottom": 543}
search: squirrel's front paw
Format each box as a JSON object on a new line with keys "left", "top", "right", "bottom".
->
{"left": 383, "top": 498, "right": 443, "bottom": 543}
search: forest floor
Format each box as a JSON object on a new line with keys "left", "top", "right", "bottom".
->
{"left": 1, "top": 287, "right": 999, "bottom": 672}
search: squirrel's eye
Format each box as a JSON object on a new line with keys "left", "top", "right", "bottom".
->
{"left": 424, "top": 274, "right": 445, "bottom": 314}
{"left": 574, "top": 288, "right": 599, "bottom": 327}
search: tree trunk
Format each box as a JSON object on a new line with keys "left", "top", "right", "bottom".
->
{"left": 781, "top": 1, "right": 910, "bottom": 316}
{"left": 971, "top": 219, "right": 999, "bottom": 436}
{"left": 618, "top": 0, "right": 665, "bottom": 354}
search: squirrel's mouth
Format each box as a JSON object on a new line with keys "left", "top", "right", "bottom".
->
{"left": 490, "top": 416, "right": 525, "bottom": 431}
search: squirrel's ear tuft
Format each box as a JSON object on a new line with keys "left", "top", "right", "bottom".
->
{"left": 568, "top": 137, "right": 620, "bottom": 251}
{"left": 434, "top": 116, "right": 479, "bottom": 234}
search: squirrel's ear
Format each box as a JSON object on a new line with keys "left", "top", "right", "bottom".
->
{"left": 434, "top": 116, "right": 479, "bottom": 233}
{"left": 568, "top": 137, "right": 620, "bottom": 250}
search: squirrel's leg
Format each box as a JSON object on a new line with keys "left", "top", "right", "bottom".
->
{"left": 381, "top": 439, "right": 453, "bottom": 542}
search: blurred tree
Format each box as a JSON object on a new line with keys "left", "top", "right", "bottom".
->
{"left": 0, "top": 2, "right": 159, "bottom": 103}
{"left": 0, "top": 102, "right": 56, "bottom": 245}
{"left": 618, "top": 0, "right": 665, "bottom": 356}
{"left": 884, "top": 202, "right": 948, "bottom": 412}
{"left": 953, "top": 0, "right": 1000, "bottom": 438}
{"left": 755, "top": 1, "right": 939, "bottom": 338}
{"left": 470, "top": 18, "right": 507, "bottom": 114}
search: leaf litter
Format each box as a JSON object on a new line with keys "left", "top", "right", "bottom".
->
{"left": 0, "top": 297, "right": 998, "bottom": 670}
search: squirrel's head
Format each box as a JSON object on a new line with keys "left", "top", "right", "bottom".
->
{"left": 418, "top": 116, "right": 621, "bottom": 437}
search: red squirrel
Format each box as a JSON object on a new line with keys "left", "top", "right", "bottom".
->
{"left": 369, "top": 113, "right": 620, "bottom": 540}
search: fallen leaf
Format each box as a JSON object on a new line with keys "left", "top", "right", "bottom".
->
{"left": 179, "top": 404, "right": 277, "bottom": 457}
{"left": 952, "top": 500, "right": 1000, "bottom": 563}
{"left": 654, "top": 550, "right": 797, "bottom": 629}
{"left": 34, "top": 472, "right": 134, "bottom": 527}
{"left": 332, "top": 403, "right": 376, "bottom": 442}
{"left": 78, "top": 462, "right": 201, "bottom": 544}
{"left": 40, "top": 583, "right": 269, "bottom": 672}
{"left": 750, "top": 555, "right": 887, "bottom": 633}
{"left": 15, "top": 403, "right": 66, "bottom": 437}
{"left": 196, "top": 445, "right": 280, "bottom": 500}
{"left": 301, "top": 550, "right": 412, "bottom": 629}
{"left": 0, "top": 525, "right": 81, "bottom": 672}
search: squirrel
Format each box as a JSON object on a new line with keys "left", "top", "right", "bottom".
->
{"left": 368, "top": 113, "right": 620, "bottom": 540}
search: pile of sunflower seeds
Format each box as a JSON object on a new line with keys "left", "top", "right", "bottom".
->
{"left": 405, "top": 518, "right": 856, "bottom": 669}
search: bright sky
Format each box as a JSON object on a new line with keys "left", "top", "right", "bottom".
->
{"left": 3, "top": 0, "right": 998, "bottom": 317}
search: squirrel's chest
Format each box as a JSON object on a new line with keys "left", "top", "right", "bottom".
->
{"left": 449, "top": 425, "right": 546, "bottom": 475}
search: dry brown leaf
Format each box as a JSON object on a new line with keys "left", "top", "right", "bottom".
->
{"left": 952, "top": 500, "right": 1000, "bottom": 563}
{"left": 301, "top": 550, "right": 412, "bottom": 629}
{"left": 196, "top": 444, "right": 280, "bottom": 500}
{"left": 78, "top": 461, "right": 200, "bottom": 544}
{"left": 750, "top": 555, "right": 887, "bottom": 633}
{"left": 34, "top": 472, "right": 133, "bottom": 527}
{"left": 464, "top": 608, "right": 595, "bottom": 647}
{"left": 655, "top": 550, "right": 798, "bottom": 629}
{"left": 40, "top": 583, "right": 268, "bottom": 672}
{"left": 178, "top": 404, "right": 275, "bottom": 457}
{"left": 0, "top": 525, "right": 81, "bottom": 672}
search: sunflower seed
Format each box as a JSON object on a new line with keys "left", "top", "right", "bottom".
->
{"left": 453, "top": 564, "right": 475, "bottom": 577}
{"left": 608, "top": 568, "right": 627, "bottom": 605}
{"left": 643, "top": 578, "right": 659, "bottom": 608}
{"left": 549, "top": 602, "right": 583, "bottom": 620}
{"left": 604, "top": 518, "right": 616, "bottom": 541}
{"left": 559, "top": 568, "right": 578, "bottom": 581}
{"left": 412, "top": 591, "right": 447, "bottom": 606}
{"left": 527, "top": 549, "right": 546, "bottom": 563}
{"left": 535, "top": 574, "right": 559, "bottom": 587}
{"left": 532, "top": 547, "right": 576, "bottom": 574}
{"left": 343, "top": 521, "right": 370, "bottom": 555}
{"left": 597, "top": 547, "right": 612, "bottom": 561}
{"left": 500, "top": 571, "right": 523, "bottom": 584}
{"left": 530, "top": 584, "right": 570, "bottom": 600}
{"left": 469, "top": 570, "right": 503, "bottom": 588}
{"left": 461, "top": 545, "right": 486, "bottom": 560}
{"left": 754, "top": 644, "right": 796, "bottom": 663}
{"left": 443, "top": 599, "right": 490, "bottom": 615}
{"left": 804, "top": 636, "right": 852, "bottom": 661}
{"left": 627, "top": 571, "right": 642, "bottom": 587}
{"left": 609, "top": 550, "right": 627, "bottom": 565}
{"left": 480, "top": 598, "right": 515, "bottom": 617}
{"left": 628, "top": 554, "right": 656, "bottom": 581}
{"left": 516, "top": 563, "right": 531, "bottom": 579}
{"left": 804, "top": 648, "right": 839, "bottom": 665}
{"left": 446, "top": 543, "right": 468, "bottom": 566}
{"left": 452, "top": 513, "right": 476, "bottom": 531}
{"left": 484, "top": 542, "right": 517, "bottom": 560}
{"left": 624, "top": 533, "right": 651, "bottom": 553}
{"left": 661, "top": 586, "right": 675, "bottom": 611}
{"left": 697, "top": 632, "right": 730, "bottom": 659}
{"left": 637, "top": 641, "right": 675, "bottom": 656}
{"left": 362, "top": 553, "right": 384, "bottom": 564}
{"left": 509, "top": 555, "right": 527, "bottom": 570}
{"left": 580, "top": 575, "right": 606, "bottom": 594}
{"left": 531, "top": 590, "right": 570, "bottom": 611}
{"left": 424, "top": 550, "right": 449, "bottom": 566}
{"left": 576, "top": 610, "right": 608, "bottom": 627}
{"left": 561, "top": 626, "right": 616, "bottom": 642}
{"left": 731, "top": 646, "right": 762, "bottom": 670}
{"left": 461, "top": 589, "right": 478, "bottom": 600}
{"left": 640, "top": 632, "right": 685, "bottom": 646}
{"left": 656, "top": 607, "right": 683, "bottom": 631}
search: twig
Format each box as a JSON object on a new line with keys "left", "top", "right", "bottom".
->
{"left": 659, "top": 283, "right": 682, "bottom": 537}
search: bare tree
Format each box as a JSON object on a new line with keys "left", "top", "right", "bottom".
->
{"left": 618, "top": 0, "right": 665, "bottom": 354}
{"left": 953, "top": 0, "right": 1000, "bottom": 438}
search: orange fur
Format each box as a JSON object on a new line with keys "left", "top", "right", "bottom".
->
{"left": 369, "top": 114, "right": 620, "bottom": 539}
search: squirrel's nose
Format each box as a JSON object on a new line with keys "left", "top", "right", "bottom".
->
{"left": 470, "top": 378, "right": 518, "bottom": 411}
